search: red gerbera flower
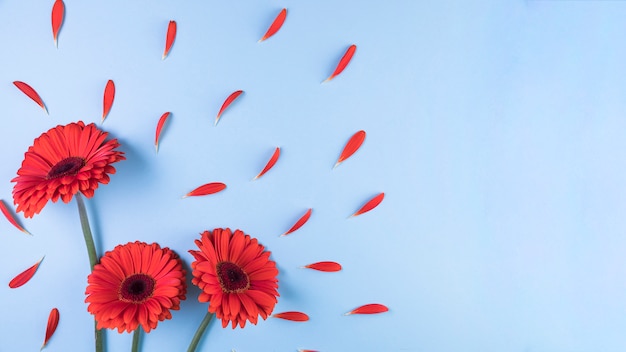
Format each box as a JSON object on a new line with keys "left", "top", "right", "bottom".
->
{"left": 189, "top": 228, "right": 280, "bottom": 329}
{"left": 85, "top": 241, "right": 187, "bottom": 333}
{"left": 12, "top": 121, "right": 125, "bottom": 218}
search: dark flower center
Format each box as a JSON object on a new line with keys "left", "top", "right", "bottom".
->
{"left": 216, "top": 261, "right": 250, "bottom": 293}
{"left": 47, "top": 156, "right": 85, "bottom": 179}
{"left": 119, "top": 274, "right": 156, "bottom": 303}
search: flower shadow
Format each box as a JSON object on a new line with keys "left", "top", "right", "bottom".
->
{"left": 113, "top": 137, "right": 154, "bottom": 192}
{"left": 87, "top": 136, "right": 151, "bottom": 254}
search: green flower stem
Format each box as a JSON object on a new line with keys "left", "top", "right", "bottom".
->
{"left": 132, "top": 328, "right": 141, "bottom": 352}
{"left": 187, "top": 311, "right": 215, "bottom": 352}
{"left": 76, "top": 193, "right": 98, "bottom": 270}
{"left": 76, "top": 193, "right": 104, "bottom": 352}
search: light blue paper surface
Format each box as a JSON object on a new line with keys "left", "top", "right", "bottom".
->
{"left": 2, "top": 1, "right": 626, "bottom": 351}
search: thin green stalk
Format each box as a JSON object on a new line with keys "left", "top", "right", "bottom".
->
{"left": 132, "top": 328, "right": 141, "bottom": 352}
{"left": 76, "top": 193, "right": 104, "bottom": 352}
{"left": 76, "top": 193, "right": 98, "bottom": 271}
{"left": 187, "top": 311, "right": 214, "bottom": 352}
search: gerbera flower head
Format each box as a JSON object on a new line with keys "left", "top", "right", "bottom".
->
{"left": 190, "top": 228, "right": 280, "bottom": 329}
{"left": 12, "top": 121, "right": 125, "bottom": 218}
{"left": 85, "top": 241, "right": 187, "bottom": 333}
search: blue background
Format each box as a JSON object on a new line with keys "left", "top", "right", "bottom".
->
{"left": 2, "top": 1, "right": 626, "bottom": 351}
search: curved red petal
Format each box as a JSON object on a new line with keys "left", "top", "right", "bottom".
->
{"left": 253, "top": 147, "right": 280, "bottom": 180}
{"left": 324, "top": 44, "right": 357, "bottom": 82}
{"left": 215, "top": 90, "right": 243, "bottom": 126}
{"left": 42, "top": 308, "right": 60, "bottom": 349}
{"left": 335, "top": 130, "right": 366, "bottom": 168}
{"left": 13, "top": 81, "right": 47, "bottom": 113}
{"left": 345, "top": 303, "right": 389, "bottom": 315}
{"left": 9, "top": 257, "right": 44, "bottom": 288}
{"left": 259, "top": 8, "right": 287, "bottom": 42}
{"left": 184, "top": 182, "right": 227, "bottom": 197}
{"left": 303, "top": 261, "right": 342, "bottom": 272}
{"left": 272, "top": 311, "right": 309, "bottom": 322}
{"left": 155, "top": 112, "right": 171, "bottom": 153}
{"left": 51, "top": 0, "right": 65, "bottom": 47}
{"left": 352, "top": 192, "right": 384, "bottom": 217}
{"left": 280, "top": 208, "right": 312, "bottom": 237}
{"left": 163, "top": 20, "right": 177, "bottom": 59}
{"left": 102, "top": 80, "right": 115, "bottom": 122}
{"left": 0, "top": 199, "right": 30, "bottom": 235}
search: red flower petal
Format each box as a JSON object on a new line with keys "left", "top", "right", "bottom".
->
{"left": 42, "top": 308, "right": 60, "bottom": 350}
{"left": 215, "top": 90, "right": 243, "bottom": 126}
{"left": 9, "top": 257, "right": 44, "bottom": 288}
{"left": 13, "top": 81, "right": 47, "bottom": 114}
{"left": 184, "top": 182, "right": 226, "bottom": 198}
{"left": 155, "top": 112, "right": 171, "bottom": 153}
{"left": 259, "top": 8, "right": 287, "bottom": 42}
{"left": 303, "top": 261, "right": 342, "bottom": 272}
{"left": 344, "top": 303, "right": 388, "bottom": 315}
{"left": 51, "top": 0, "right": 65, "bottom": 48}
{"left": 0, "top": 199, "right": 30, "bottom": 235}
{"left": 351, "top": 192, "right": 384, "bottom": 217}
{"left": 102, "top": 80, "right": 115, "bottom": 122}
{"left": 334, "top": 130, "right": 365, "bottom": 168}
{"left": 253, "top": 147, "right": 280, "bottom": 180}
{"left": 163, "top": 20, "right": 177, "bottom": 60}
{"left": 324, "top": 44, "right": 356, "bottom": 82}
{"left": 280, "top": 208, "right": 312, "bottom": 237}
{"left": 272, "top": 311, "right": 309, "bottom": 322}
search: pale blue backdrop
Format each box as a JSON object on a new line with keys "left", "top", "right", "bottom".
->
{"left": 2, "top": 1, "right": 626, "bottom": 351}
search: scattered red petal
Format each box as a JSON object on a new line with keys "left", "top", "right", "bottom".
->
{"left": 254, "top": 147, "right": 280, "bottom": 180}
{"left": 215, "top": 90, "right": 243, "bottom": 126}
{"left": 42, "top": 308, "right": 60, "bottom": 350}
{"left": 351, "top": 192, "right": 384, "bottom": 217}
{"left": 303, "top": 261, "right": 342, "bottom": 272}
{"left": 345, "top": 303, "right": 389, "bottom": 315}
{"left": 155, "top": 112, "right": 171, "bottom": 153}
{"left": 259, "top": 8, "right": 287, "bottom": 42}
{"left": 9, "top": 257, "right": 44, "bottom": 288}
{"left": 0, "top": 199, "right": 30, "bottom": 235}
{"left": 51, "top": 0, "right": 65, "bottom": 48}
{"left": 272, "top": 311, "right": 309, "bottom": 322}
{"left": 334, "top": 130, "right": 366, "bottom": 168}
{"left": 102, "top": 80, "right": 115, "bottom": 122}
{"left": 184, "top": 182, "right": 226, "bottom": 198}
{"left": 13, "top": 81, "right": 47, "bottom": 114}
{"left": 324, "top": 44, "right": 357, "bottom": 82}
{"left": 280, "top": 208, "right": 312, "bottom": 237}
{"left": 163, "top": 20, "right": 177, "bottom": 60}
